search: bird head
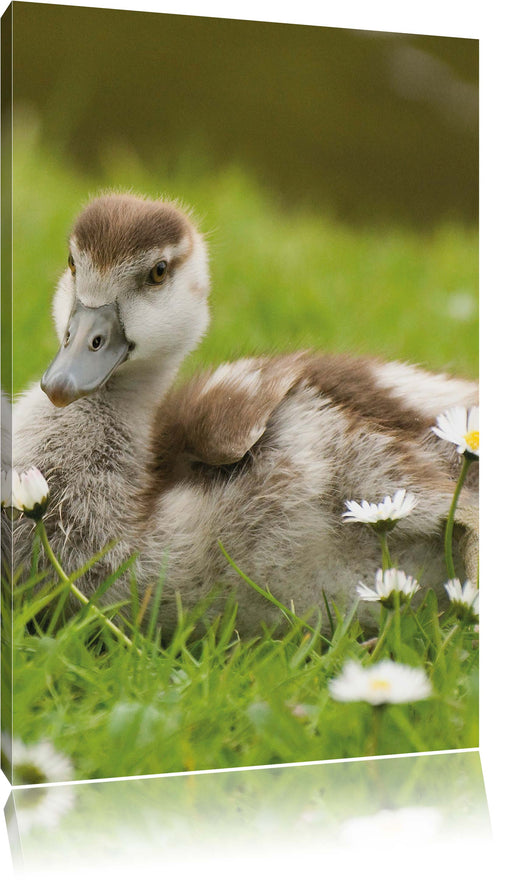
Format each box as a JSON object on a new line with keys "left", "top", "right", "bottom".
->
{"left": 41, "top": 193, "right": 210, "bottom": 407}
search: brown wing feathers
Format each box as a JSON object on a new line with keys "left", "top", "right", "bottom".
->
{"left": 147, "top": 353, "right": 437, "bottom": 496}
{"left": 149, "top": 355, "right": 304, "bottom": 479}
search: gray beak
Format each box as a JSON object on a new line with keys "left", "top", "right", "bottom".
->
{"left": 41, "top": 301, "right": 131, "bottom": 408}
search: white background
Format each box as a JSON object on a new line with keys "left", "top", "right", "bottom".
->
{"left": 1, "top": 0, "right": 509, "bottom": 879}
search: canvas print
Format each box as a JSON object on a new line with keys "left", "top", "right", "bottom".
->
{"left": 1, "top": 3, "right": 478, "bottom": 786}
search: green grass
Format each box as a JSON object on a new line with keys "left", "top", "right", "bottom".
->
{"left": 4, "top": 125, "right": 478, "bottom": 782}
{"left": 4, "top": 545, "right": 478, "bottom": 782}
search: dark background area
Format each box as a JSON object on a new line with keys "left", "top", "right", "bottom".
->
{"left": 11, "top": 2, "right": 478, "bottom": 228}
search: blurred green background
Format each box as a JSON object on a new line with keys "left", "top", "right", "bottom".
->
{"left": 8, "top": 2, "right": 478, "bottom": 393}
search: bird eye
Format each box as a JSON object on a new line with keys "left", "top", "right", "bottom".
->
{"left": 148, "top": 261, "right": 168, "bottom": 285}
{"left": 68, "top": 253, "right": 76, "bottom": 276}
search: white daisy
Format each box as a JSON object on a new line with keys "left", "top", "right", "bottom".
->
{"left": 11, "top": 466, "right": 49, "bottom": 520}
{"left": 1, "top": 467, "right": 21, "bottom": 509}
{"left": 432, "top": 406, "right": 479, "bottom": 458}
{"left": 445, "top": 578, "right": 479, "bottom": 616}
{"left": 339, "top": 806, "right": 443, "bottom": 847}
{"left": 14, "top": 784, "right": 76, "bottom": 835}
{"left": 2, "top": 733, "right": 76, "bottom": 833}
{"left": 329, "top": 659, "right": 432, "bottom": 705}
{"left": 357, "top": 568, "right": 421, "bottom": 606}
{"left": 342, "top": 489, "right": 417, "bottom": 531}
{"left": 4, "top": 734, "right": 74, "bottom": 785}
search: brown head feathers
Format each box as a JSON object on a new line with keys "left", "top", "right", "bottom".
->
{"left": 71, "top": 194, "right": 190, "bottom": 268}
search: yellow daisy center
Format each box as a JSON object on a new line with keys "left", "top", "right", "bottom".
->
{"left": 370, "top": 678, "right": 391, "bottom": 692}
{"left": 464, "top": 430, "right": 479, "bottom": 451}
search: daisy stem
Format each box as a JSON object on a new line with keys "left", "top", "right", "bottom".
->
{"left": 378, "top": 531, "right": 392, "bottom": 570}
{"left": 444, "top": 456, "right": 472, "bottom": 581}
{"left": 393, "top": 591, "right": 401, "bottom": 651}
{"left": 387, "top": 705, "right": 428, "bottom": 753}
{"left": 366, "top": 705, "right": 385, "bottom": 756}
{"left": 35, "top": 520, "right": 134, "bottom": 651}
{"left": 371, "top": 610, "right": 393, "bottom": 660}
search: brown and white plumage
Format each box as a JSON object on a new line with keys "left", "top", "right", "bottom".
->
{"left": 11, "top": 193, "right": 478, "bottom": 639}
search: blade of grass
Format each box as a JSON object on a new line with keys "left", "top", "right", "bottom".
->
{"left": 146, "top": 553, "right": 168, "bottom": 643}
{"left": 218, "top": 540, "right": 332, "bottom": 647}
{"left": 30, "top": 532, "right": 41, "bottom": 583}
{"left": 64, "top": 538, "right": 121, "bottom": 585}
{"left": 322, "top": 589, "right": 335, "bottom": 638}
{"left": 17, "top": 579, "right": 72, "bottom": 628}
{"left": 73, "top": 553, "right": 139, "bottom": 627}
{"left": 12, "top": 569, "right": 51, "bottom": 597}
{"left": 36, "top": 522, "right": 136, "bottom": 652}
{"left": 135, "top": 583, "right": 153, "bottom": 628}
{"left": 290, "top": 611, "right": 323, "bottom": 669}
{"left": 46, "top": 581, "right": 73, "bottom": 635}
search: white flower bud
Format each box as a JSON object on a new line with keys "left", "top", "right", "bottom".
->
{"left": 357, "top": 568, "right": 421, "bottom": 606}
{"left": 1, "top": 468, "right": 22, "bottom": 509}
{"left": 12, "top": 467, "right": 50, "bottom": 520}
{"left": 444, "top": 578, "right": 479, "bottom": 618}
